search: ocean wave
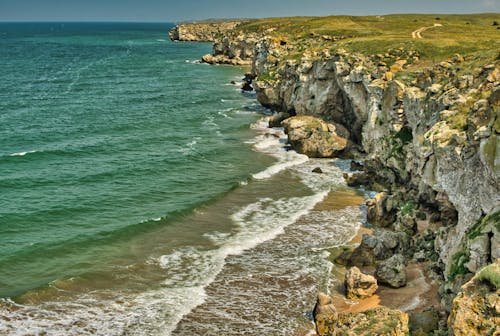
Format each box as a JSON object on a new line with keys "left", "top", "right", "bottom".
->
{"left": 154, "top": 189, "right": 329, "bottom": 333}
{"left": 8, "top": 150, "right": 38, "bottom": 157}
{"left": 252, "top": 153, "right": 308, "bottom": 180}
{"left": 176, "top": 137, "right": 201, "bottom": 155}
{"left": 250, "top": 118, "right": 309, "bottom": 180}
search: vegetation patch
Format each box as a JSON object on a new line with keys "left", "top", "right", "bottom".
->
{"left": 476, "top": 263, "right": 500, "bottom": 290}
{"left": 449, "top": 250, "right": 470, "bottom": 281}
{"left": 467, "top": 211, "right": 500, "bottom": 240}
{"left": 399, "top": 200, "right": 415, "bottom": 216}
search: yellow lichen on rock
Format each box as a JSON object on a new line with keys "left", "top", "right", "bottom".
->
{"left": 448, "top": 259, "right": 500, "bottom": 336}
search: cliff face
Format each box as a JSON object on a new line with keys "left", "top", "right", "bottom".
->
{"left": 168, "top": 21, "right": 244, "bottom": 42}
{"left": 177, "top": 14, "right": 500, "bottom": 319}
{"left": 202, "top": 31, "right": 258, "bottom": 65}
{"left": 251, "top": 38, "right": 499, "bottom": 287}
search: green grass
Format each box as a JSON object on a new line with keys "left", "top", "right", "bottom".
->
{"left": 230, "top": 13, "right": 500, "bottom": 79}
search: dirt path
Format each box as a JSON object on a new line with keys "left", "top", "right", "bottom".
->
{"left": 412, "top": 23, "right": 443, "bottom": 39}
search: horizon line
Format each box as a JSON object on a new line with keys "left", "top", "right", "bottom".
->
{"left": 0, "top": 11, "right": 498, "bottom": 24}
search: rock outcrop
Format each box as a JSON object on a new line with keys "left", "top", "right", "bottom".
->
{"left": 344, "top": 266, "right": 378, "bottom": 299}
{"left": 313, "top": 293, "right": 338, "bottom": 336}
{"left": 169, "top": 21, "right": 244, "bottom": 42}
{"left": 282, "top": 116, "right": 348, "bottom": 157}
{"left": 313, "top": 293, "right": 409, "bottom": 336}
{"left": 334, "top": 307, "right": 409, "bottom": 336}
{"left": 176, "top": 16, "right": 500, "bottom": 332}
{"left": 366, "top": 192, "right": 397, "bottom": 227}
{"left": 448, "top": 259, "right": 500, "bottom": 336}
{"left": 375, "top": 254, "right": 407, "bottom": 288}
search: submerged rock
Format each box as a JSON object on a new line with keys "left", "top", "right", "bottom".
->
{"left": 376, "top": 254, "right": 407, "bottom": 288}
{"left": 448, "top": 259, "right": 500, "bottom": 336}
{"left": 282, "top": 116, "right": 348, "bottom": 158}
{"left": 344, "top": 266, "right": 378, "bottom": 299}
{"left": 312, "top": 167, "right": 324, "bottom": 174}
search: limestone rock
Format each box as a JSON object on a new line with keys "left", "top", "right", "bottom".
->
{"left": 333, "top": 307, "right": 409, "bottom": 336}
{"left": 347, "top": 231, "right": 409, "bottom": 267}
{"left": 282, "top": 116, "right": 348, "bottom": 158}
{"left": 448, "top": 260, "right": 500, "bottom": 336}
{"left": 376, "top": 254, "right": 407, "bottom": 288}
{"left": 169, "top": 21, "right": 243, "bottom": 42}
{"left": 313, "top": 292, "right": 338, "bottom": 336}
{"left": 366, "top": 192, "right": 397, "bottom": 227}
{"left": 344, "top": 266, "right": 378, "bottom": 299}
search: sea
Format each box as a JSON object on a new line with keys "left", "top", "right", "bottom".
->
{"left": 0, "top": 22, "right": 363, "bottom": 335}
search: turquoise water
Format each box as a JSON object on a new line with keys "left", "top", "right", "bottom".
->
{"left": 0, "top": 22, "right": 270, "bottom": 297}
{"left": 0, "top": 23, "right": 361, "bottom": 335}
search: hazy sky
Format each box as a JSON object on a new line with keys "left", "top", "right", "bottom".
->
{"left": 0, "top": 0, "right": 498, "bottom": 22}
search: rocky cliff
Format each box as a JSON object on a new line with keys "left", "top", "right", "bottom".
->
{"left": 168, "top": 20, "right": 244, "bottom": 42}
{"left": 250, "top": 40, "right": 499, "bottom": 286}
{"left": 174, "top": 14, "right": 500, "bottom": 332}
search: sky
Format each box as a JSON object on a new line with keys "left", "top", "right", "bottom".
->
{"left": 0, "top": 0, "right": 498, "bottom": 22}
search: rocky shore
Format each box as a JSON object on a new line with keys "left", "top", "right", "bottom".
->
{"left": 170, "top": 15, "right": 499, "bottom": 335}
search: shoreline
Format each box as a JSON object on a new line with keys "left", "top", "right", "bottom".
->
{"left": 171, "top": 15, "right": 499, "bottom": 334}
{"left": 200, "top": 40, "right": 446, "bottom": 335}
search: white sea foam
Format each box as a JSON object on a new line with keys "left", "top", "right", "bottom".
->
{"left": 9, "top": 150, "right": 38, "bottom": 157}
{"left": 151, "top": 187, "right": 329, "bottom": 334}
{"left": 177, "top": 137, "right": 200, "bottom": 155}
{"left": 250, "top": 118, "right": 311, "bottom": 180}
{"left": 252, "top": 153, "right": 308, "bottom": 180}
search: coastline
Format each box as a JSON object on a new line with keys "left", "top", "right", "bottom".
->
{"left": 169, "top": 15, "right": 500, "bottom": 335}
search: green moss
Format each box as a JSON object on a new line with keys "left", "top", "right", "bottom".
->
{"left": 257, "top": 71, "right": 277, "bottom": 82}
{"left": 467, "top": 211, "right": 500, "bottom": 240}
{"left": 476, "top": 263, "right": 500, "bottom": 289}
{"left": 448, "top": 250, "right": 470, "bottom": 281}
{"left": 399, "top": 200, "right": 415, "bottom": 216}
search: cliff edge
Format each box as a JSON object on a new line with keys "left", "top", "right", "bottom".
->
{"left": 175, "top": 13, "right": 500, "bottom": 334}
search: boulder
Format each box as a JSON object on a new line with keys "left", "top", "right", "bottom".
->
{"left": 366, "top": 192, "right": 397, "bottom": 227}
{"left": 313, "top": 292, "right": 338, "bottom": 336}
{"left": 344, "top": 172, "right": 371, "bottom": 187}
{"left": 376, "top": 254, "right": 407, "bottom": 288}
{"left": 312, "top": 167, "right": 324, "bottom": 174}
{"left": 448, "top": 260, "right": 500, "bottom": 336}
{"left": 282, "top": 116, "right": 348, "bottom": 158}
{"left": 241, "top": 82, "right": 253, "bottom": 92}
{"left": 344, "top": 266, "right": 378, "bottom": 299}
{"left": 347, "top": 230, "right": 410, "bottom": 267}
